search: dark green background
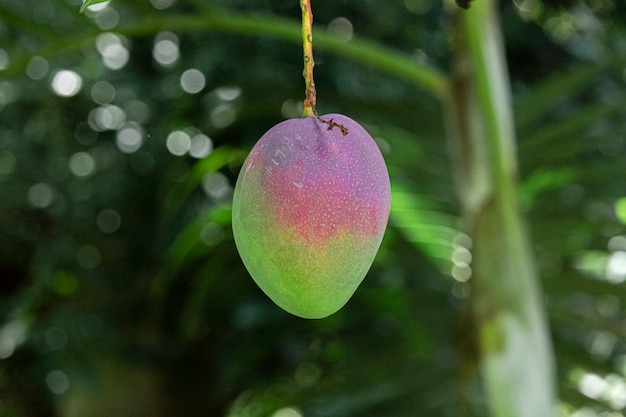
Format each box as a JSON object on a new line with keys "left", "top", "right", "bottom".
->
{"left": 1, "top": 0, "right": 626, "bottom": 416}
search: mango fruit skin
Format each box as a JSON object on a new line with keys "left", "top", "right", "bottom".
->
{"left": 232, "top": 114, "right": 391, "bottom": 318}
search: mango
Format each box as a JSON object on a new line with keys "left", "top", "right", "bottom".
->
{"left": 232, "top": 114, "right": 391, "bottom": 318}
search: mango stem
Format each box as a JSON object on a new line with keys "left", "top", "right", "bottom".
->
{"left": 301, "top": 0, "right": 317, "bottom": 117}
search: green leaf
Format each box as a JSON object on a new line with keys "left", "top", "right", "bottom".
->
{"left": 79, "top": 0, "right": 109, "bottom": 13}
{"left": 148, "top": 204, "right": 232, "bottom": 314}
{"left": 519, "top": 97, "right": 626, "bottom": 164}
{"left": 159, "top": 146, "right": 246, "bottom": 219}
{"left": 514, "top": 65, "right": 604, "bottom": 131}
{"left": 519, "top": 167, "right": 576, "bottom": 207}
{"left": 389, "top": 185, "right": 458, "bottom": 273}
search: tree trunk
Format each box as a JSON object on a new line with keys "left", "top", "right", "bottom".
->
{"left": 446, "top": 1, "right": 557, "bottom": 416}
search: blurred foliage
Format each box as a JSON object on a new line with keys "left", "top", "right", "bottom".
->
{"left": 0, "top": 0, "right": 626, "bottom": 416}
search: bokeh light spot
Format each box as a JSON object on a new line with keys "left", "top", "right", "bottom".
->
{"left": 452, "top": 263, "right": 472, "bottom": 282}
{"left": 153, "top": 32, "right": 179, "bottom": 67}
{"left": 166, "top": 130, "right": 191, "bottom": 156}
{"left": 452, "top": 282, "right": 471, "bottom": 299}
{"left": 452, "top": 246, "right": 472, "bottom": 265}
{"left": 571, "top": 407, "right": 599, "bottom": 417}
{"left": 210, "top": 104, "right": 236, "bottom": 129}
{"left": 116, "top": 122, "right": 144, "bottom": 153}
{"left": 451, "top": 233, "right": 473, "bottom": 282}
{"left": 616, "top": 197, "right": 626, "bottom": 224}
{"left": 608, "top": 235, "right": 626, "bottom": 252}
{"left": 0, "top": 320, "right": 28, "bottom": 359}
{"left": 124, "top": 100, "right": 152, "bottom": 124}
{"left": 91, "top": 80, "right": 116, "bottom": 105}
{"left": 404, "top": 0, "right": 432, "bottom": 15}
{"left": 202, "top": 172, "right": 231, "bottom": 200}
{"left": 51, "top": 70, "right": 82, "bottom": 97}
{"left": 294, "top": 362, "right": 322, "bottom": 387}
{"left": 69, "top": 152, "right": 96, "bottom": 177}
{"left": 454, "top": 232, "right": 473, "bottom": 249}
{"left": 189, "top": 134, "right": 213, "bottom": 158}
{"left": 0, "top": 49, "right": 9, "bottom": 71}
{"left": 215, "top": 86, "right": 242, "bottom": 101}
{"left": 94, "top": 7, "right": 120, "bottom": 30}
{"left": 180, "top": 68, "right": 206, "bottom": 94}
{"left": 588, "top": 331, "right": 617, "bottom": 363}
{"left": 96, "top": 32, "right": 129, "bottom": 70}
{"left": 605, "top": 375, "right": 626, "bottom": 410}
{"left": 327, "top": 17, "right": 354, "bottom": 41}
{"left": 0, "top": 81, "right": 16, "bottom": 106}
{"left": 96, "top": 208, "right": 121, "bottom": 234}
{"left": 271, "top": 407, "right": 303, "bottom": 417}
{"left": 26, "top": 56, "right": 49, "bottom": 80}
{"left": 544, "top": 13, "right": 576, "bottom": 43}
{"left": 89, "top": 104, "right": 126, "bottom": 131}
{"left": 578, "top": 373, "right": 606, "bottom": 400}
{"left": 46, "top": 370, "right": 70, "bottom": 395}
{"left": 200, "top": 223, "right": 224, "bottom": 246}
{"left": 0, "top": 150, "right": 16, "bottom": 175}
{"left": 513, "top": 0, "right": 542, "bottom": 21}
{"left": 606, "top": 251, "right": 626, "bottom": 283}
{"left": 32, "top": 0, "right": 55, "bottom": 23}
{"left": 44, "top": 327, "right": 68, "bottom": 351}
{"left": 150, "top": 0, "right": 176, "bottom": 9}
{"left": 27, "top": 183, "right": 54, "bottom": 208}
{"left": 281, "top": 99, "right": 304, "bottom": 119}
